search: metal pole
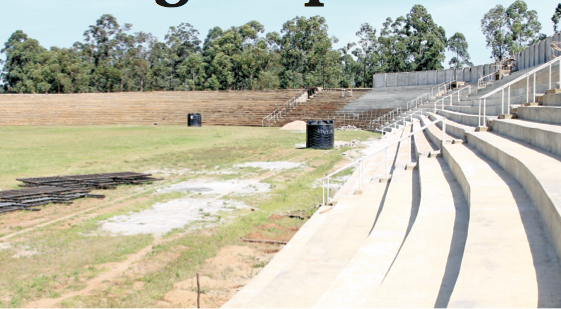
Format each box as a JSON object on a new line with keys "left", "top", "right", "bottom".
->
{"left": 322, "top": 179, "right": 325, "bottom": 206}
{"left": 478, "top": 99, "right": 481, "bottom": 127}
{"left": 533, "top": 73, "right": 536, "bottom": 103}
{"left": 442, "top": 118, "right": 447, "bottom": 147}
{"left": 526, "top": 76, "right": 529, "bottom": 103}
{"left": 385, "top": 147, "right": 389, "bottom": 179}
{"left": 484, "top": 98, "right": 487, "bottom": 126}
{"left": 408, "top": 134, "right": 411, "bottom": 164}
{"left": 550, "top": 64, "right": 552, "bottom": 90}
{"left": 508, "top": 85, "right": 511, "bottom": 113}
{"left": 501, "top": 88, "right": 504, "bottom": 115}
{"left": 327, "top": 177, "right": 330, "bottom": 204}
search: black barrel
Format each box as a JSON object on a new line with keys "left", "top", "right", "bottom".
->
{"left": 306, "top": 120, "right": 335, "bottom": 149}
{"left": 188, "top": 113, "right": 202, "bottom": 127}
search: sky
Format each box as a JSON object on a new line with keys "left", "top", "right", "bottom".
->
{"left": 0, "top": 0, "right": 558, "bottom": 67}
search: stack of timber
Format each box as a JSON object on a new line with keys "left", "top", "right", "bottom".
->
{"left": 17, "top": 172, "right": 162, "bottom": 189}
{"left": 0, "top": 186, "right": 102, "bottom": 214}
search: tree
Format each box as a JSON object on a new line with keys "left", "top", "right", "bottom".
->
{"left": 447, "top": 33, "right": 474, "bottom": 68}
{"left": 1, "top": 30, "right": 50, "bottom": 93}
{"left": 481, "top": 4, "right": 513, "bottom": 61}
{"left": 481, "top": 1, "right": 542, "bottom": 61}
{"left": 552, "top": 3, "right": 561, "bottom": 33}
{"left": 276, "top": 16, "right": 339, "bottom": 88}
{"left": 164, "top": 23, "right": 201, "bottom": 90}
{"left": 352, "top": 23, "right": 377, "bottom": 87}
{"left": 377, "top": 17, "right": 413, "bottom": 73}
{"left": 403, "top": 5, "right": 447, "bottom": 71}
{"left": 506, "top": 0, "right": 542, "bottom": 54}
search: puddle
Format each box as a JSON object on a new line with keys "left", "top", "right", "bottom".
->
{"left": 234, "top": 161, "right": 302, "bottom": 171}
{"left": 158, "top": 179, "right": 270, "bottom": 195}
{"left": 98, "top": 198, "right": 249, "bottom": 236}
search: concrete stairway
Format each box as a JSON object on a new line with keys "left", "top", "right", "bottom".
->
{"left": 428, "top": 99, "right": 561, "bottom": 306}
{"left": 441, "top": 65, "right": 559, "bottom": 117}
{"left": 223, "top": 131, "right": 407, "bottom": 308}
{"left": 340, "top": 85, "right": 436, "bottom": 113}
{"left": 0, "top": 90, "right": 303, "bottom": 126}
{"left": 225, "top": 72, "right": 561, "bottom": 308}
{"left": 367, "top": 156, "right": 468, "bottom": 308}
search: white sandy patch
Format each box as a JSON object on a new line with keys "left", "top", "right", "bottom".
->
{"left": 157, "top": 179, "right": 270, "bottom": 195}
{"left": 99, "top": 198, "right": 248, "bottom": 236}
{"left": 234, "top": 161, "right": 302, "bottom": 171}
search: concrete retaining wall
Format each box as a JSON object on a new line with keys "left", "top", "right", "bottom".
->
{"left": 516, "top": 33, "right": 558, "bottom": 71}
{"left": 373, "top": 35, "right": 557, "bottom": 89}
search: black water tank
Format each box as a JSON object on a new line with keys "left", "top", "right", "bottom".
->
{"left": 188, "top": 113, "right": 202, "bottom": 127}
{"left": 306, "top": 120, "right": 335, "bottom": 149}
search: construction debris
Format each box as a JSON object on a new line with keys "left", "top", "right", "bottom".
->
{"left": 336, "top": 140, "right": 363, "bottom": 148}
{"left": 0, "top": 186, "right": 103, "bottom": 214}
{"left": 0, "top": 172, "right": 162, "bottom": 214}
{"left": 17, "top": 172, "right": 162, "bottom": 189}
{"left": 336, "top": 125, "right": 361, "bottom": 131}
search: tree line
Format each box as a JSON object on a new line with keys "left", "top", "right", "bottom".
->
{"left": 0, "top": 1, "right": 549, "bottom": 94}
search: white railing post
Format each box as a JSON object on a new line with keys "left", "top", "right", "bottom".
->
{"left": 442, "top": 118, "right": 447, "bottom": 147}
{"left": 484, "top": 98, "right": 487, "bottom": 125}
{"left": 327, "top": 176, "right": 330, "bottom": 204}
{"left": 322, "top": 179, "right": 325, "bottom": 206}
{"left": 408, "top": 134, "right": 411, "bottom": 164}
{"left": 359, "top": 159, "right": 363, "bottom": 192}
{"left": 478, "top": 99, "right": 482, "bottom": 127}
{"left": 533, "top": 72, "right": 536, "bottom": 103}
{"left": 550, "top": 64, "right": 552, "bottom": 90}
{"left": 385, "top": 147, "right": 389, "bottom": 179}
{"left": 526, "top": 76, "right": 530, "bottom": 103}
{"left": 501, "top": 88, "right": 505, "bottom": 115}
{"left": 508, "top": 86, "right": 511, "bottom": 113}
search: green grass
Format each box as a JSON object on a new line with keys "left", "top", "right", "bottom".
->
{"left": 0, "top": 125, "right": 376, "bottom": 190}
{"left": 0, "top": 125, "right": 379, "bottom": 307}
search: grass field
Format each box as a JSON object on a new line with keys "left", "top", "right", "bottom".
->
{"left": 0, "top": 125, "right": 378, "bottom": 308}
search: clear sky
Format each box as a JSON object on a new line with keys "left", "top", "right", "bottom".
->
{"left": 1, "top": 0, "right": 558, "bottom": 66}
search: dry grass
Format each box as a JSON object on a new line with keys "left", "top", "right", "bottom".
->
{"left": 0, "top": 125, "right": 379, "bottom": 307}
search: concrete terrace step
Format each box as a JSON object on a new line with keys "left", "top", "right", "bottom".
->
{"left": 491, "top": 119, "right": 561, "bottom": 157}
{"left": 222, "top": 203, "right": 331, "bottom": 308}
{"left": 369, "top": 156, "right": 469, "bottom": 308}
{"left": 466, "top": 131, "right": 561, "bottom": 266}
{"left": 441, "top": 142, "right": 561, "bottom": 307}
{"left": 517, "top": 106, "right": 561, "bottom": 125}
{"left": 436, "top": 109, "right": 496, "bottom": 127}
{"left": 427, "top": 112, "right": 475, "bottom": 142}
{"left": 243, "top": 185, "right": 386, "bottom": 307}
{"left": 420, "top": 115, "right": 461, "bottom": 146}
{"left": 412, "top": 119, "right": 437, "bottom": 158}
{"left": 314, "top": 169, "right": 419, "bottom": 307}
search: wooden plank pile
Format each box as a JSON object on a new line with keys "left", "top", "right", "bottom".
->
{"left": 0, "top": 172, "right": 162, "bottom": 214}
{"left": 0, "top": 186, "right": 103, "bottom": 214}
{"left": 17, "top": 172, "right": 162, "bottom": 189}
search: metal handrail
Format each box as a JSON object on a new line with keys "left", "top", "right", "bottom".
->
{"left": 430, "top": 78, "right": 455, "bottom": 97}
{"left": 476, "top": 56, "right": 561, "bottom": 127}
{"left": 262, "top": 88, "right": 308, "bottom": 126}
{"left": 321, "top": 115, "right": 447, "bottom": 205}
{"left": 478, "top": 72, "right": 496, "bottom": 89}
{"left": 367, "top": 108, "right": 402, "bottom": 132}
{"left": 430, "top": 81, "right": 446, "bottom": 97}
{"left": 432, "top": 85, "right": 472, "bottom": 112}
{"left": 407, "top": 93, "right": 431, "bottom": 109}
